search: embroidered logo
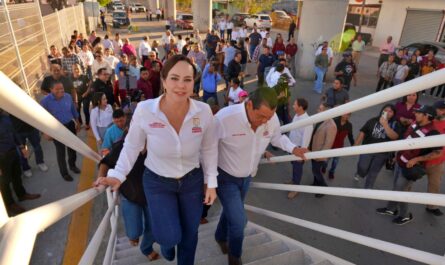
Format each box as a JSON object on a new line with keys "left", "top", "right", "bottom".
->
{"left": 232, "top": 133, "right": 246, "bottom": 137}
{"left": 149, "top": 122, "right": 165, "bottom": 128}
{"left": 192, "top": 117, "right": 202, "bottom": 133}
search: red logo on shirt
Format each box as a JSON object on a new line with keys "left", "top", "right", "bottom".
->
{"left": 263, "top": 130, "right": 270, "bottom": 137}
{"left": 192, "top": 127, "right": 202, "bottom": 133}
{"left": 149, "top": 122, "right": 166, "bottom": 128}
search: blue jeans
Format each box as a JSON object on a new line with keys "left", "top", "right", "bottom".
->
{"left": 312, "top": 160, "right": 327, "bottom": 186}
{"left": 356, "top": 153, "right": 388, "bottom": 189}
{"left": 328, "top": 157, "right": 339, "bottom": 174}
{"left": 386, "top": 164, "right": 413, "bottom": 218}
{"left": 203, "top": 91, "right": 217, "bottom": 104}
{"left": 215, "top": 168, "right": 252, "bottom": 258}
{"left": 314, "top": 66, "right": 327, "bottom": 93}
{"left": 249, "top": 44, "right": 257, "bottom": 60}
{"left": 220, "top": 30, "right": 225, "bottom": 40}
{"left": 291, "top": 161, "right": 304, "bottom": 184}
{"left": 143, "top": 167, "right": 204, "bottom": 265}
{"left": 121, "top": 196, "right": 155, "bottom": 255}
{"left": 17, "top": 129, "right": 44, "bottom": 171}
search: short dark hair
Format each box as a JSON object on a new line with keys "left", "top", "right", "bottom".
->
{"left": 113, "top": 109, "right": 125, "bottom": 119}
{"left": 334, "top": 78, "right": 343, "bottom": 84}
{"left": 104, "top": 34, "right": 109, "bottom": 39}
{"left": 140, "top": 67, "right": 148, "bottom": 73}
{"left": 51, "top": 80, "right": 64, "bottom": 89}
{"left": 296, "top": 98, "right": 308, "bottom": 111}
{"left": 275, "top": 64, "right": 285, "bottom": 72}
{"left": 161, "top": 54, "right": 197, "bottom": 81}
{"left": 97, "top": 68, "right": 108, "bottom": 75}
{"left": 92, "top": 92, "right": 105, "bottom": 107}
{"left": 231, "top": 77, "right": 240, "bottom": 85}
{"left": 249, "top": 87, "right": 277, "bottom": 110}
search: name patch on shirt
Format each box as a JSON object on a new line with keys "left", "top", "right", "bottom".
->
{"left": 192, "top": 117, "right": 202, "bottom": 133}
{"left": 232, "top": 133, "right": 246, "bottom": 137}
{"left": 263, "top": 130, "right": 270, "bottom": 137}
{"left": 149, "top": 122, "right": 166, "bottom": 128}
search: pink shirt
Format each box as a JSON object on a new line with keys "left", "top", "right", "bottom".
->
{"left": 380, "top": 42, "right": 395, "bottom": 54}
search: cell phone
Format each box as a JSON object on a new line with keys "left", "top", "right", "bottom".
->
{"left": 382, "top": 111, "right": 388, "bottom": 120}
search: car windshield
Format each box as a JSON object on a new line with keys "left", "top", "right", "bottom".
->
{"left": 183, "top": 15, "right": 193, "bottom": 20}
{"left": 113, "top": 13, "right": 126, "bottom": 18}
{"left": 260, "top": 16, "right": 270, "bottom": 20}
{"left": 135, "top": 4, "right": 143, "bottom": 6}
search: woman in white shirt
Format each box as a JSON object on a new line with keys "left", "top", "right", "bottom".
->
{"left": 90, "top": 92, "right": 113, "bottom": 151}
{"left": 96, "top": 55, "right": 217, "bottom": 265}
{"left": 393, "top": 58, "right": 409, "bottom": 85}
{"left": 227, "top": 77, "right": 244, "bottom": 105}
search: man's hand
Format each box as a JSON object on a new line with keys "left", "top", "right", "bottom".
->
{"left": 97, "top": 139, "right": 103, "bottom": 147}
{"left": 292, "top": 147, "right": 308, "bottom": 160}
{"left": 379, "top": 116, "right": 389, "bottom": 127}
{"left": 75, "top": 122, "right": 81, "bottom": 132}
{"left": 21, "top": 146, "right": 29, "bottom": 159}
{"left": 94, "top": 176, "right": 122, "bottom": 191}
{"left": 203, "top": 186, "right": 217, "bottom": 205}
{"left": 263, "top": 151, "right": 274, "bottom": 161}
{"left": 406, "top": 158, "right": 419, "bottom": 168}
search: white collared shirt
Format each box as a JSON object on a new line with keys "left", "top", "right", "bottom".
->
{"left": 266, "top": 67, "right": 296, "bottom": 87}
{"left": 315, "top": 46, "right": 333, "bottom": 59}
{"left": 138, "top": 41, "right": 152, "bottom": 58}
{"left": 288, "top": 112, "right": 313, "bottom": 148}
{"left": 108, "top": 96, "right": 218, "bottom": 187}
{"left": 215, "top": 103, "right": 296, "bottom": 177}
{"left": 90, "top": 105, "right": 113, "bottom": 141}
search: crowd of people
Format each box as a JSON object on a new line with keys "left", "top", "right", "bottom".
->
{"left": 0, "top": 11, "right": 444, "bottom": 265}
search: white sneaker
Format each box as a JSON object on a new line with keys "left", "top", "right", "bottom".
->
{"left": 38, "top": 163, "right": 48, "bottom": 172}
{"left": 23, "top": 170, "right": 32, "bottom": 178}
{"left": 353, "top": 174, "right": 360, "bottom": 181}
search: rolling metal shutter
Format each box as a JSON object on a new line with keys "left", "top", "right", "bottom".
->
{"left": 399, "top": 9, "right": 444, "bottom": 46}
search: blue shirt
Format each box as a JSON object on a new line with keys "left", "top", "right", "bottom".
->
{"left": 41, "top": 93, "right": 78, "bottom": 124}
{"left": 201, "top": 64, "right": 222, "bottom": 93}
{"left": 223, "top": 46, "right": 237, "bottom": 67}
{"left": 258, "top": 54, "right": 275, "bottom": 74}
{"left": 102, "top": 124, "right": 124, "bottom": 150}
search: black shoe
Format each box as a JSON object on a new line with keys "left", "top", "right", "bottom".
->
{"left": 376, "top": 207, "right": 398, "bottom": 216}
{"left": 228, "top": 255, "right": 242, "bottom": 265}
{"left": 315, "top": 194, "right": 325, "bottom": 198}
{"left": 62, "top": 174, "right": 74, "bottom": 181}
{"left": 216, "top": 239, "right": 229, "bottom": 254}
{"left": 328, "top": 172, "right": 335, "bottom": 179}
{"left": 426, "top": 208, "right": 444, "bottom": 216}
{"left": 70, "top": 166, "right": 81, "bottom": 174}
{"left": 160, "top": 246, "right": 175, "bottom": 261}
{"left": 392, "top": 213, "right": 413, "bottom": 225}
{"left": 18, "top": 193, "right": 41, "bottom": 201}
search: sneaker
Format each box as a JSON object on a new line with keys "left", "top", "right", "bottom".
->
{"left": 38, "top": 163, "right": 48, "bottom": 172}
{"left": 69, "top": 166, "right": 81, "bottom": 174}
{"left": 315, "top": 193, "right": 325, "bottom": 198}
{"left": 287, "top": 191, "right": 298, "bottom": 199}
{"left": 200, "top": 218, "right": 209, "bottom": 224}
{"left": 62, "top": 174, "right": 74, "bottom": 182}
{"left": 376, "top": 207, "right": 398, "bottom": 216}
{"left": 392, "top": 214, "right": 413, "bottom": 225}
{"left": 426, "top": 208, "right": 444, "bottom": 216}
{"left": 353, "top": 174, "right": 360, "bottom": 181}
{"left": 23, "top": 170, "right": 32, "bottom": 178}
{"left": 321, "top": 167, "right": 326, "bottom": 174}
{"left": 328, "top": 172, "right": 335, "bottom": 179}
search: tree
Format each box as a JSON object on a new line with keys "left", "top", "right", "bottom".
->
{"left": 97, "top": 0, "right": 112, "bottom": 7}
{"left": 231, "top": 0, "right": 275, "bottom": 14}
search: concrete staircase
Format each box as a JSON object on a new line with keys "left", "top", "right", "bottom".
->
{"left": 112, "top": 217, "right": 353, "bottom": 265}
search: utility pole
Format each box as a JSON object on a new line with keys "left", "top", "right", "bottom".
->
{"left": 357, "top": 0, "right": 366, "bottom": 33}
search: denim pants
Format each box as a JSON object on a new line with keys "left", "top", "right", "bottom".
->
{"left": 312, "top": 160, "right": 327, "bottom": 186}
{"left": 249, "top": 44, "right": 256, "bottom": 60}
{"left": 328, "top": 157, "right": 339, "bottom": 174}
{"left": 356, "top": 153, "right": 388, "bottom": 189}
{"left": 220, "top": 30, "right": 225, "bottom": 40}
{"left": 143, "top": 167, "right": 204, "bottom": 265}
{"left": 387, "top": 165, "right": 414, "bottom": 218}
{"left": 17, "top": 129, "right": 44, "bottom": 171}
{"left": 291, "top": 161, "right": 304, "bottom": 185}
{"left": 215, "top": 168, "right": 252, "bottom": 258}
{"left": 203, "top": 91, "right": 217, "bottom": 104}
{"left": 314, "top": 66, "right": 327, "bottom": 93}
{"left": 53, "top": 121, "right": 77, "bottom": 176}
{"left": 77, "top": 96, "right": 91, "bottom": 125}
{"left": 121, "top": 196, "right": 155, "bottom": 255}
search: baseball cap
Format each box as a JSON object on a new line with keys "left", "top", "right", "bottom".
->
{"left": 238, "top": 90, "right": 248, "bottom": 98}
{"left": 433, "top": 100, "right": 445, "bottom": 109}
{"left": 414, "top": 105, "right": 436, "bottom": 118}
{"left": 343, "top": 52, "right": 352, "bottom": 57}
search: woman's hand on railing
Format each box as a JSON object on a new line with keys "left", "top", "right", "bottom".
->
{"left": 203, "top": 185, "right": 217, "bottom": 205}
{"left": 94, "top": 177, "right": 122, "bottom": 192}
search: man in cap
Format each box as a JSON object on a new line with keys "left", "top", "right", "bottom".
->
{"left": 334, "top": 52, "right": 357, "bottom": 91}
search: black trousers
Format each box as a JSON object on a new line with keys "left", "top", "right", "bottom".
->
{"left": 378, "top": 54, "right": 389, "bottom": 67}
{"left": 276, "top": 104, "right": 290, "bottom": 125}
{"left": 376, "top": 77, "right": 391, "bottom": 92}
{"left": 226, "top": 29, "right": 232, "bottom": 41}
{"left": 430, "top": 84, "right": 445, "bottom": 98}
{"left": 0, "top": 149, "right": 26, "bottom": 206}
{"left": 53, "top": 121, "right": 77, "bottom": 176}
{"left": 288, "top": 30, "right": 294, "bottom": 41}
{"left": 312, "top": 160, "right": 328, "bottom": 187}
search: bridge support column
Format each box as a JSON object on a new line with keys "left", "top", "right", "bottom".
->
{"left": 192, "top": 0, "right": 212, "bottom": 33}
{"left": 165, "top": 0, "right": 176, "bottom": 21}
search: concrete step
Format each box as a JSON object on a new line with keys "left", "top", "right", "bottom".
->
{"left": 245, "top": 248, "right": 306, "bottom": 265}
{"left": 311, "top": 260, "right": 334, "bottom": 265}
{"left": 198, "top": 224, "right": 258, "bottom": 239}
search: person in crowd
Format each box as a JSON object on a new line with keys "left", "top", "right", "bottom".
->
{"left": 231, "top": 27, "right": 239, "bottom": 42}
{"left": 351, "top": 34, "right": 366, "bottom": 66}
{"left": 421, "top": 60, "right": 435, "bottom": 77}
{"left": 286, "top": 98, "right": 313, "bottom": 199}
{"left": 272, "top": 35, "right": 286, "bottom": 57}
{"left": 102, "top": 35, "right": 114, "bottom": 51}
{"left": 101, "top": 109, "right": 126, "bottom": 154}
{"left": 149, "top": 61, "right": 162, "bottom": 98}
{"left": 122, "top": 38, "right": 137, "bottom": 58}
{"left": 71, "top": 64, "right": 92, "bottom": 129}
{"left": 377, "top": 105, "right": 441, "bottom": 225}
{"left": 378, "top": 36, "right": 395, "bottom": 67}
{"left": 138, "top": 36, "right": 152, "bottom": 66}
{"left": 257, "top": 46, "right": 274, "bottom": 85}
{"left": 41, "top": 81, "right": 81, "bottom": 181}
{"left": 285, "top": 37, "right": 298, "bottom": 73}
{"left": 406, "top": 54, "right": 420, "bottom": 81}
{"left": 322, "top": 79, "right": 350, "bottom": 108}
{"left": 248, "top": 27, "right": 262, "bottom": 60}
{"left": 92, "top": 51, "right": 112, "bottom": 80}
{"left": 90, "top": 92, "right": 113, "bottom": 152}
{"left": 115, "top": 54, "right": 130, "bottom": 78}
{"left": 92, "top": 37, "right": 103, "bottom": 52}
{"left": 96, "top": 55, "right": 218, "bottom": 265}
{"left": 273, "top": 71, "right": 292, "bottom": 125}
{"left": 215, "top": 39, "right": 226, "bottom": 74}
{"left": 238, "top": 26, "right": 248, "bottom": 40}
{"left": 226, "top": 77, "right": 244, "bottom": 105}
{"left": 165, "top": 38, "right": 179, "bottom": 56}
{"left": 393, "top": 58, "right": 409, "bottom": 85}
{"left": 266, "top": 59, "right": 296, "bottom": 88}
{"left": 225, "top": 51, "right": 243, "bottom": 91}
{"left": 128, "top": 55, "right": 142, "bottom": 80}
{"left": 327, "top": 113, "right": 354, "bottom": 179}
{"left": 112, "top": 33, "right": 123, "bottom": 56}
{"left": 218, "top": 16, "right": 227, "bottom": 40}
{"left": 309, "top": 103, "right": 337, "bottom": 197}
{"left": 214, "top": 87, "right": 307, "bottom": 265}
{"left": 97, "top": 134, "right": 160, "bottom": 261}
{"left": 354, "top": 104, "right": 401, "bottom": 188}
{"left": 223, "top": 40, "right": 237, "bottom": 74}
{"left": 187, "top": 44, "right": 207, "bottom": 71}
{"left": 182, "top": 37, "right": 192, "bottom": 56}
{"left": 238, "top": 90, "right": 248, "bottom": 103}
{"left": 394, "top": 49, "right": 405, "bottom": 65}
{"left": 0, "top": 110, "right": 41, "bottom": 216}
{"left": 137, "top": 67, "right": 153, "bottom": 100}
{"left": 100, "top": 10, "right": 107, "bottom": 31}
{"left": 395, "top": 93, "right": 421, "bottom": 133}
{"left": 92, "top": 68, "right": 115, "bottom": 106}
{"left": 176, "top": 34, "right": 186, "bottom": 52}
{"left": 265, "top": 33, "right": 273, "bottom": 50}
{"left": 61, "top": 46, "right": 84, "bottom": 76}
{"left": 9, "top": 115, "right": 48, "bottom": 178}
{"left": 424, "top": 101, "right": 445, "bottom": 216}
{"left": 41, "top": 63, "right": 75, "bottom": 96}
{"left": 313, "top": 46, "right": 329, "bottom": 94}
{"left": 78, "top": 43, "right": 94, "bottom": 79}
{"left": 104, "top": 48, "right": 120, "bottom": 77}
{"left": 161, "top": 30, "right": 173, "bottom": 50}
{"left": 226, "top": 18, "right": 234, "bottom": 41}
{"left": 421, "top": 50, "right": 437, "bottom": 69}
{"left": 334, "top": 53, "right": 357, "bottom": 91}
{"left": 156, "top": 8, "right": 161, "bottom": 21}
{"left": 202, "top": 62, "right": 222, "bottom": 103}
{"left": 288, "top": 19, "right": 297, "bottom": 42}
{"left": 143, "top": 51, "right": 163, "bottom": 71}
{"left": 48, "top": 45, "right": 62, "bottom": 66}
{"left": 235, "top": 39, "right": 249, "bottom": 77}
{"left": 315, "top": 41, "right": 334, "bottom": 75}
{"left": 88, "top": 31, "right": 97, "bottom": 44}
{"left": 376, "top": 54, "right": 397, "bottom": 92}
{"left": 205, "top": 29, "right": 220, "bottom": 60}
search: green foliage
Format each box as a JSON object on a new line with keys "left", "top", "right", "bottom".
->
{"left": 98, "top": 0, "right": 111, "bottom": 7}
{"left": 231, "top": 0, "right": 275, "bottom": 14}
{"left": 177, "top": 0, "right": 192, "bottom": 12}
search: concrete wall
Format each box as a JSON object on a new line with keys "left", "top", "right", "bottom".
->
{"left": 192, "top": 0, "right": 212, "bottom": 32}
{"left": 373, "top": 0, "right": 445, "bottom": 47}
{"left": 294, "top": 0, "right": 349, "bottom": 80}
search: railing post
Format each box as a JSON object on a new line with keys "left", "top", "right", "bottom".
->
{"left": 2, "top": 2, "right": 31, "bottom": 94}
{"left": 36, "top": 0, "right": 50, "bottom": 52}
{"left": 55, "top": 8, "right": 65, "bottom": 46}
{"left": 0, "top": 196, "right": 9, "bottom": 228}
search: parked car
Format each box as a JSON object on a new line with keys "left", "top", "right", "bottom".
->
{"left": 112, "top": 10, "right": 130, "bottom": 28}
{"left": 129, "top": 3, "right": 146, "bottom": 12}
{"left": 270, "top": 10, "right": 292, "bottom": 29}
{"left": 176, "top": 14, "right": 193, "bottom": 29}
{"left": 244, "top": 14, "right": 272, "bottom": 29}
{"left": 230, "top": 13, "right": 250, "bottom": 27}
{"left": 112, "top": 2, "right": 125, "bottom": 11}
{"left": 399, "top": 41, "right": 445, "bottom": 63}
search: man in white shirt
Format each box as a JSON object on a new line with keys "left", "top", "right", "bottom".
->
{"left": 287, "top": 98, "right": 313, "bottom": 199}
{"left": 78, "top": 43, "right": 94, "bottom": 79}
{"left": 103, "top": 34, "right": 114, "bottom": 50}
{"left": 214, "top": 87, "right": 307, "bottom": 265}
{"left": 92, "top": 51, "right": 112, "bottom": 80}
{"left": 238, "top": 26, "right": 247, "bottom": 39}
{"left": 315, "top": 41, "right": 333, "bottom": 66}
{"left": 138, "top": 36, "right": 152, "bottom": 66}
{"left": 112, "top": 33, "right": 123, "bottom": 57}
{"left": 226, "top": 20, "right": 234, "bottom": 41}
{"left": 266, "top": 59, "right": 296, "bottom": 88}
{"left": 218, "top": 18, "right": 227, "bottom": 40}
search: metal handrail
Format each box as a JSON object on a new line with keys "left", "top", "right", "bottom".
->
{"left": 245, "top": 205, "right": 445, "bottom": 265}
{"left": 0, "top": 187, "right": 105, "bottom": 265}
